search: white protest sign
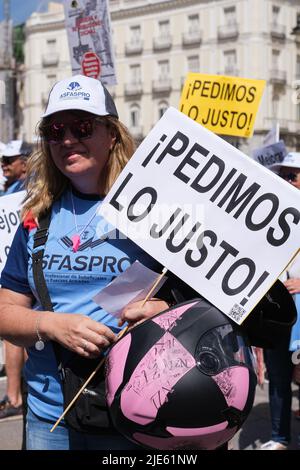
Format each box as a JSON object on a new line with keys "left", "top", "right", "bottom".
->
{"left": 252, "top": 140, "right": 286, "bottom": 168}
{"left": 99, "top": 107, "right": 300, "bottom": 324}
{"left": 63, "top": 0, "right": 117, "bottom": 85}
{"left": 0, "top": 191, "right": 25, "bottom": 277}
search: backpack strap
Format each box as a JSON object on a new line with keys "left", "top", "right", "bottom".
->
{"left": 31, "top": 210, "right": 63, "bottom": 366}
{"left": 32, "top": 211, "right": 53, "bottom": 312}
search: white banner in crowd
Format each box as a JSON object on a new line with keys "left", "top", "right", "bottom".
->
{"left": 0, "top": 191, "right": 25, "bottom": 277}
{"left": 262, "top": 123, "right": 280, "bottom": 146}
{"left": 63, "top": 0, "right": 117, "bottom": 85}
{"left": 252, "top": 140, "right": 287, "bottom": 169}
{"left": 99, "top": 107, "right": 300, "bottom": 324}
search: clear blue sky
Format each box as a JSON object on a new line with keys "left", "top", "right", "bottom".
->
{"left": 0, "top": 0, "right": 63, "bottom": 25}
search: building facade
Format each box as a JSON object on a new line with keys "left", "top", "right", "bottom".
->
{"left": 0, "top": 19, "right": 14, "bottom": 143}
{"left": 22, "top": 0, "right": 300, "bottom": 154}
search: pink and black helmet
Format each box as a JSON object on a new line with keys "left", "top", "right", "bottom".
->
{"left": 105, "top": 298, "right": 257, "bottom": 450}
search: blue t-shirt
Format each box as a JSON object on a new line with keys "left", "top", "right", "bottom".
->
{"left": 1, "top": 188, "right": 160, "bottom": 422}
{"left": 5, "top": 179, "right": 25, "bottom": 194}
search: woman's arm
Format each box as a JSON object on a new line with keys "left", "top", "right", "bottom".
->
{"left": 0, "top": 288, "right": 116, "bottom": 358}
{"left": 284, "top": 278, "right": 300, "bottom": 295}
{"left": 0, "top": 289, "right": 36, "bottom": 346}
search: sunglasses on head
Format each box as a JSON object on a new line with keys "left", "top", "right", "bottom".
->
{"left": 40, "top": 116, "right": 104, "bottom": 144}
{"left": 280, "top": 172, "right": 298, "bottom": 182}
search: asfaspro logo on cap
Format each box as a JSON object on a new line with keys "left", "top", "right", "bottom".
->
{"left": 67, "top": 81, "right": 81, "bottom": 91}
{"left": 60, "top": 81, "right": 90, "bottom": 101}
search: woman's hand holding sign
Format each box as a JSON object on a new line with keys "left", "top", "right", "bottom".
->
{"left": 118, "top": 298, "right": 169, "bottom": 327}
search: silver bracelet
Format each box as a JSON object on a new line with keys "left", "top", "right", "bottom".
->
{"left": 35, "top": 312, "right": 45, "bottom": 351}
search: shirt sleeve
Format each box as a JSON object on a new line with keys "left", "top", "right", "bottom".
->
{"left": 0, "top": 224, "right": 31, "bottom": 294}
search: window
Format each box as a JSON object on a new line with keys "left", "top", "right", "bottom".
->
{"left": 224, "top": 6, "right": 236, "bottom": 25}
{"left": 158, "top": 20, "right": 170, "bottom": 38}
{"left": 272, "top": 49, "right": 280, "bottom": 69}
{"left": 46, "top": 38, "right": 56, "bottom": 51}
{"left": 272, "top": 5, "right": 280, "bottom": 24}
{"left": 158, "top": 101, "right": 168, "bottom": 119}
{"left": 297, "top": 55, "right": 300, "bottom": 78}
{"left": 130, "top": 104, "right": 140, "bottom": 128}
{"left": 129, "top": 64, "right": 141, "bottom": 84}
{"left": 188, "top": 14, "right": 199, "bottom": 33}
{"left": 47, "top": 74, "right": 57, "bottom": 87}
{"left": 129, "top": 25, "right": 141, "bottom": 45}
{"left": 42, "top": 74, "right": 57, "bottom": 105}
{"left": 0, "top": 80, "right": 4, "bottom": 104}
{"left": 187, "top": 55, "right": 199, "bottom": 73}
{"left": 158, "top": 60, "right": 169, "bottom": 80}
{"left": 224, "top": 50, "right": 237, "bottom": 70}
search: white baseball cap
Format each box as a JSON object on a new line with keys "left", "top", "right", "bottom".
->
{"left": 270, "top": 152, "right": 300, "bottom": 172}
{"left": 42, "top": 74, "right": 118, "bottom": 119}
{"left": 2, "top": 140, "right": 32, "bottom": 158}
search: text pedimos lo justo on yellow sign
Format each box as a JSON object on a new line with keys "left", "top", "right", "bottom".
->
{"left": 179, "top": 73, "right": 266, "bottom": 138}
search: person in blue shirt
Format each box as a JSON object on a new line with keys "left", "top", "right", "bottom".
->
{"left": 0, "top": 139, "right": 32, "bottom": 448}
{"left": 0, "top": 75, "right": 175, "bottom": 450}
{"left": 0, "top": 74, "right": 296, "bottom": 452}
{"left": 1, "top": 140, "right": 32, "bottom": 194}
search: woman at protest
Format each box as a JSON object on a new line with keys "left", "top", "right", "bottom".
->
{"left": 260, "top": 153, "right": 300, "bottom": 450}
{"left": 0, "top": 75, "right": 178, "bottom": 450}
{"left": 0, "top": 74, "right": 296, "bottom": 451}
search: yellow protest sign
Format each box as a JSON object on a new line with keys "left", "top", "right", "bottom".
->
{"left": 179, "top": 73, "right": 266, "bottom": 138}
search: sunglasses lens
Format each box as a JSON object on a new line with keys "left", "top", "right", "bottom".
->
{"left": 42, "top": 119, "right": 94, "bottom": 143}
{"left": 72, "top": 119, "right": 94, "bottom": 140}
{"left": 42, "top": 123, "right": 65, "bottom": 144}
{"left": 281, "top": 173, "right": 297, "bottom": 182}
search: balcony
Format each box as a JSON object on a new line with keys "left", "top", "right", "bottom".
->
{"left": 270, "top": 23, "right": 286, "bottom": 40}
{"left": 224, "top": 66, "right": 239, "bottom": 77}
{"left": 42, "top": 52, "right": 59, "bottom": 67}
{"left": 125, "top": 40, "right": 143, "bottom": 56}
{"left": 153, "top": 35, "right": 172, "bottom": 51}
{"left": 152, "top": 78, "right": 172, "bottom": 94}
{"left": 182, "top": 30, "right": 202, "bottom": 47}
{"left": 264, "top": 117, "right": 300, "bottom": 133}
{"left": 124, "top": 82, "right": 143, "bottom": 97}
{"left": 292, "top": 27, "right": 300, "bottom": 44}
{"left": 270, "top": 69, "right": 287, "bottom": 85}
{"left": 263, "top": 117, "right": 289, "bottom": 131}
{"left": 217, "top": 23, "right": 239, "bottom": 41}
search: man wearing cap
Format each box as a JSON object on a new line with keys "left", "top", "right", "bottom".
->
{"left": 0, "top": 139, "right": 32, "bottom": 446}
{"left": 1, "top": 140, "right": 32, "bottom": 194}
{"left": 260, "top": 152, "right": 300, "bottom": 450}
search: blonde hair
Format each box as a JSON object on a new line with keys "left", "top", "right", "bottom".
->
{"left": 22, "top": 116, "right": 135, "bottom": 221}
